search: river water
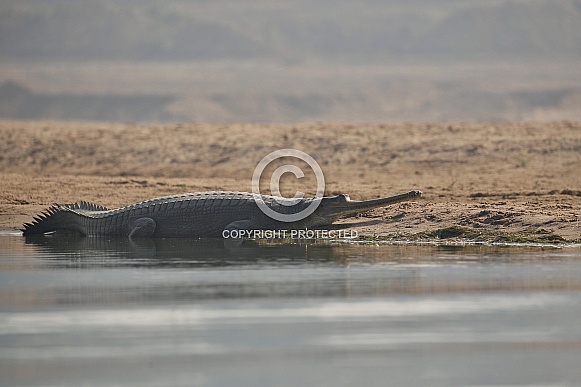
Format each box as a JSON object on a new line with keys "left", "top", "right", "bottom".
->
{"left": 1, "top": 234, "right": 581, "bottom": 386}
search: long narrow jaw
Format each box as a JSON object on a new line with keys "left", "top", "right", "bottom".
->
{"left": 321, "top": 190, "right": 422, "bottom": 219}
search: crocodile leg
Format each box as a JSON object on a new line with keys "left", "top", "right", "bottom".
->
{"left": 128, "top": 217, "right": 156, "bottom": 238}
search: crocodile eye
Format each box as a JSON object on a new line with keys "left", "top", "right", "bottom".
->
{"left": 338, "top": 194, "right": 350, "bottom": 202}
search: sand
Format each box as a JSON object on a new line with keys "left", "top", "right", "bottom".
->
{"left": 1, "top": 120, "right": 579, "bottom": 242}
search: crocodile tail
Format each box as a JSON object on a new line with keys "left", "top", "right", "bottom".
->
{"left": 21, "top": 204, "right": 81, "bottom": 235}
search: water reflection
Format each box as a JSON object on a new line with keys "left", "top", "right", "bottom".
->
{"left": 19, "top": 234, "right": 579, "bottom": 268}
{"left": 0, "top": 235, "right": 579, "bottom": 308}
{"left": 1, "top": 235, "right": 581, "bottom": 386}
{"left": 22, "top": 234, "right": 340, "bottom": 268}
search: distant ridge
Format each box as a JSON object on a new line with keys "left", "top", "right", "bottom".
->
{"left": 1, "top": 0, "right": 580, "bottom": 62}
{"left": 0, "top": 81, "right": 174, "bottom": 122}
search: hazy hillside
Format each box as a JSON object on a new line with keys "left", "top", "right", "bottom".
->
{"left": 2, "top": 0, "right": 581, "bottom": 62}
{"left": 0, "top": 0, "right": 580, "bottom": 123}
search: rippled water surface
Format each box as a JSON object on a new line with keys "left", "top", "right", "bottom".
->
{"left": 1, "top": 234, "right": 581, "bottom": 386}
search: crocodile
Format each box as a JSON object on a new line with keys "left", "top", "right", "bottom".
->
{"left": 22, "top": 190, "right": 422, "bottom": 238}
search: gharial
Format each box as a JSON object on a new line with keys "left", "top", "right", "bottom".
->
{"left": 22, "top": 190, "right": 422, "bottom": 238}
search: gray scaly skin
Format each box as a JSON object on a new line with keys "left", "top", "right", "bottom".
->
{"left": 22, "top": 190, "right": 422, "bottom": 238}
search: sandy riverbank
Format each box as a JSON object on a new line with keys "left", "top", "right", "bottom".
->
{"left": 1, "top": 120, "right": 579, "bottom": 242}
